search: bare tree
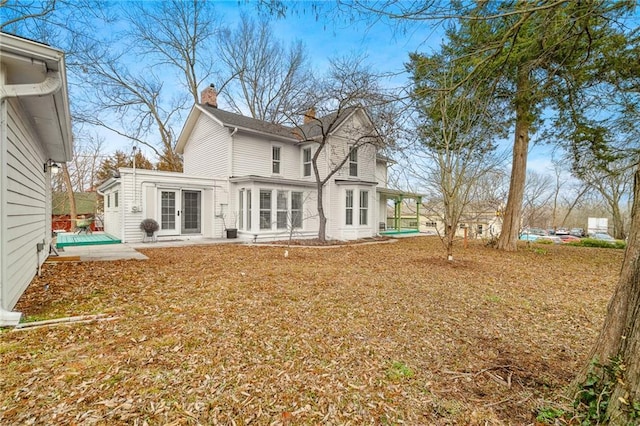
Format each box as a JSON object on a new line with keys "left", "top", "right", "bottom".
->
{"left": 404, "top": 52, "right": 506, "bottom": 260}
{"left": 217, "top": 14, "right": 313, "bottom": 124}
{"left": 293, "top": 56, "right": 394, "bottom": 242}
{"left": 521, "top": 170, "right": 554, "bottom": 229}
{"left": 73, "top": 1, "right": 222, "bottom": 171}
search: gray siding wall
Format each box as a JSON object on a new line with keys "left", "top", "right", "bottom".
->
{"left": 183, "top": 115, "right": 230, "bottom": 178}
{"left": 1, "top": 99, "right": 50, "bottom": 310}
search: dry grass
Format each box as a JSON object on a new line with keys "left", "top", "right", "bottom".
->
{"left": 1, "top": 237, "right": 622, "bottom": 425}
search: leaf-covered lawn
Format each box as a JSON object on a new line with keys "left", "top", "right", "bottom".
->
{"left": 1, "top": 237, "right": 622, "bottom": 425}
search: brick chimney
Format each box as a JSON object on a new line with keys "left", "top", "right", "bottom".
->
{"left": 303, "top": 107, "right": 316, "bottom": 124}
{"left": 201, "top": 83, "right": 218, "bottom": 108}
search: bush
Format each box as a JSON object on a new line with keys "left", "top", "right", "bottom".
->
{"left": 569, "top": 238, "right": 626, "bottom": 249}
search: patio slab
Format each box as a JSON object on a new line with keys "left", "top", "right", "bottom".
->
{"left": 48, "top": 244, "right": 148, "bottom": 262}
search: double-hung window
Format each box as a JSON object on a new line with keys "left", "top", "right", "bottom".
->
{"left": 238, "top": 189, "right": 244, "bottom": 229}
{"left": 359, "top": 190, "right": 368, "bottom": 225}
{"left": 114, "top": 192, "right": 119, "bottom": 207}
{"left": 259, "top": 190, "right": 271, "bottom": 229}
{"left": 277, "top": 191, "right": 288, "bottom": 229}
{"left": 291, "top": 192, "right": 303, "bottom": 228}
{"left": 345, "top": 190, "right": 354, "bottom": 225}
{"left": 272, "top": 146, "right": 281, "bottom": 174}
{"left": 303, "top": 147, "right": 312, "bottom": 177}
{"left": 349, "top": 147, "right": 358, "bottom": 177}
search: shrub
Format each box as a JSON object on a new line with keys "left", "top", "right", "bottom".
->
{"left": 570, "top": 238, "right": 626, "bottom": 249}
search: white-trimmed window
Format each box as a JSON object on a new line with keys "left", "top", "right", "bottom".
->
{"left": 291, "top": 192, "right": 303, "bottom": 228}
{"left": 239, "top": 189, "right": 244, "bottom": 229}
{"left": 277, "top": 191, "right": 288, "bottom": 229}
{"left": 303, "top": 147, "right": 312, "bottom": 177}
{"left": 246, "top": 190, "right": 252, "bottom": 230}
{"left": 107, "top": 194, "right": 110, "bottom": 208}
{"left": 272, "top": 146, "right": 281, "bottom": 174}
{"left": 349, "top": 147, "right": 358, "bottom": 177}
{"left": 345, "top": 189, "right": 354, "bottom": 225}
{"left": 114, "top": 192, "right": 119, "bottom": 208}
{"left": 359, "top": 190, "right": 368, "bottom": 225}
{"left": 260, "top": 190, "right": 271, "bottom": 229}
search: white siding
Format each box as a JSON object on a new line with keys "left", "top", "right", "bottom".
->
{"left": 111, "top": 169, "right": 225, "bottom": 243}
{"left": 376, "top": 160, "right": 388, "bottom": 186}
{"left": 232, "top": 133, "right": 269, "bottom": 176}
{"left": 1, "top": 99, "right": 50, "bottom": 311}
{"left": 183, "top": 115, "right": 230, "bottom": 177}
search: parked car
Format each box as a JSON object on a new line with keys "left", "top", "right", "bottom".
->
{"left": 558, "top": 234, "right": 581, "bottom": 243}
{"left": 591, "top": 233, "right": 616, "bottom": 242}
{"left": 570, "top": 228, "right": 585, "bottom": 237}
{"left": 538, "top": 235, "right": 563, "bottom": 244}
{"left": 555, "top": 228, "right": 569, "bottom": 236}
{"left": 519, "top": 233, "right": 540, "bottom": 241}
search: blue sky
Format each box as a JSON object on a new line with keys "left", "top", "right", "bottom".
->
{"left": 97, "top": 1, "right": 557, "bottom": 173}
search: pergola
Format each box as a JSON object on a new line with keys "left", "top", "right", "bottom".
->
{"left": 376, "top": 188, "right": 424, "bottom": 234}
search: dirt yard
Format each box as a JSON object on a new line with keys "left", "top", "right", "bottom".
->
{"left": 0, "top": 237, "right": 623, "bottom": 425}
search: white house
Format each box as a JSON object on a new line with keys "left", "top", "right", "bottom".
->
{"left": 0, "top": 32, "right": 73, "bottom": 326}
{"left": 99, "top": 86, "right": 419, "bottom": 243}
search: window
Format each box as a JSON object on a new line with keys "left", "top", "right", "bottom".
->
{"left": 359, "top": 190, "right": 368, "bottom": 225}
{"left": 303, "top": 147, "right": 312, "bottom": 177}
{"left": 277, "top": 191, "right": 288, "bottom": 229}
{"left": 349, "top": 147, "right": 358, "bottom": 177}
{"left": 291, "top": 192, "right": 303, "bottom": 228}
{"left": 107, "top": 194, "right": 110, "bottom": 208}
{"left": 425, "top": 221, "right": 437, "bottom": 228}
{"left": 238, "top": 190, "right": 244, "bottom": 229}
{"left": 272, "top": 146, "right": 281, "bottom": 174}
{"left": 114, "top": 192, "right": 119, "bottom": 208}
{"left": 259, "top": 190, "right": 271, "bottom": 229}
{"left": 246, "top": 190, "right": 252, "bottom": 230}
{"left": 478, "top": 224, "right": 483, "bottom": 235}
{"left": 345, "top": 190, "right": 353, "bottom": 225}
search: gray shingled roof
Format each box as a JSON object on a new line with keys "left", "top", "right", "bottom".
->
{"left": 200, "top": 104, "right": 361, "bottom": 142}
{"left": 201, "top": 105, "right": 299, "bottom": 140}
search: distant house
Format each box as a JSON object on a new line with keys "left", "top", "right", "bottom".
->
{"left": 98, "top": 86, "right": 420, "bottom": 243}
{"left": 0, "top": 32, "right": 73, "bottom": 326}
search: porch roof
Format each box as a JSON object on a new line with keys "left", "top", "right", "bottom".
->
{"left": 229, "top": 175, "right": 317, "bottom": 188}
{"left": 376, "top": 187, "right": 423, "bottom": 200}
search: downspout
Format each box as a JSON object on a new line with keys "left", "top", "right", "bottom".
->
{"left": 0, "top": 67, "right": 62, "bottom": 327}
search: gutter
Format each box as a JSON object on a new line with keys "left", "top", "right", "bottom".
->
{"left": 0, "top": 70, "right": 62, "bottom": 101}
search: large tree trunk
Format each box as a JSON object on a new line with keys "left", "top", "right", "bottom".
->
{"left": 574, "top": 166, "right": 640, "bottom": 424}
{"left": 497, "top": 69, "right": 531, "bottom": 251}
{"left": 317, "top": 183, "right": 327, "bottom": 242}
{"left": 611, "top": 201, "right": 626, "bottom": 240}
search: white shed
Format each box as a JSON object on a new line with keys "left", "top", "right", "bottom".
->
{"left": 1, "top": 33, "right": 73, "bottom": 326}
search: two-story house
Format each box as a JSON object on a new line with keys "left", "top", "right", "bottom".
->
{"left": 98, "top": 86, "right": 417, "bottom": 243}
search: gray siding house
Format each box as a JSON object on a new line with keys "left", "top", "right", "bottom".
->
{"left": 0, "top": 33, "right": 73, "bottom": 326}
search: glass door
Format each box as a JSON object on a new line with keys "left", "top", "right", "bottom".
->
{"left": 181, "top": 190, "right": 201, "bottom": 234}
{"left": 158, "top": 190, "right": 179, "bottom": 236}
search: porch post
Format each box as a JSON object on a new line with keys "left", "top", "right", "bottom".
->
{"left": 394, "top": 198, "right": 400, "bottom": 231}
{"left": 416, "top": 196, "right": 422, "bottom": 231}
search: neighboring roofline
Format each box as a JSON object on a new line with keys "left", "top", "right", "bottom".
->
{"left": 229, "top": 175, "right": 318, "bottom": 188}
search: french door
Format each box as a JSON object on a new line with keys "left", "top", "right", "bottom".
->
{"left": 158, "top": 189, "right": 201, "bottom": 236}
